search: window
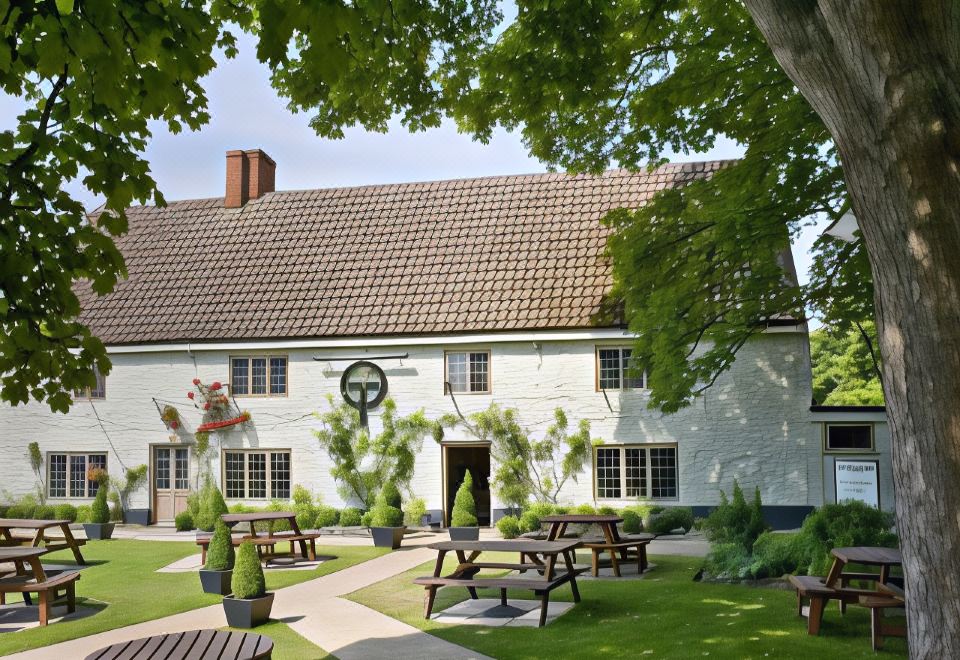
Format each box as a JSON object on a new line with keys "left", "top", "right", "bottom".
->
{"left": 825, "top": 424, "right": 874, "bottom": 452}
{"left": 230, "top": 356, "right": 287, "bottom": 396}
{"left": 48, "top": 452, "right": 107, "bottom": 498}
{"left": 597, "top": 347, "right": 645, "bottom": 390}
{"left": 74, "top": 366, "right": 106, "bottom": 400}
{"left": 445, "top": 351, "right": 491, "bottom": 393}
{"left": 594, "top": 445, "right": 678, "bottom": 499}
{"left": 223, "top": 450, "right": 291, "bottom": 499}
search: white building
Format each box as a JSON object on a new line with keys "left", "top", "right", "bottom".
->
{"left": 0, "top": 150, "right": 893, "bottom": 527}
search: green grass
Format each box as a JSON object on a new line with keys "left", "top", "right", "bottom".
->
{"left": 0, "top": 539, "right": 387, "bottom": 656}
{"left": 347, "top": 554, "right": 909, "bottom": 659}
{"left": 222, "top": 621, "right": 332, "bottom": 659}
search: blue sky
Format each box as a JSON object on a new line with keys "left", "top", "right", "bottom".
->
{"left": 1, "top": 29, "right": 825, "bottom": 291}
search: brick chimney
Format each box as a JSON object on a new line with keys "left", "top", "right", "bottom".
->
{"left": 225, "top": 149, "right": 276, "bottom": 208}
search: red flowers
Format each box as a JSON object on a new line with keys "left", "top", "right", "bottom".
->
{"left": 192, "top": 378, "right": 201, "bottom": 385}
{"left": 187, "top": 391, "right": 195, "bottom": 400}
{"left": 203, "top": 402, "right": 212, "bottom": 410}
{"left": 210, "top": 381, "right": 222, "bottom": 391}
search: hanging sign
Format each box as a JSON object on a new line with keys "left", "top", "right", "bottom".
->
{"left": 340, "top": 361, "right": 388, "bottom": 427}
{"left": 834, "top": 459, "right": 880, "bottom": 508}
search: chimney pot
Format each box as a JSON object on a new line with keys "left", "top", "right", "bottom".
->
{"left": 225, "top": 149, "right": 276, "bottom": 207}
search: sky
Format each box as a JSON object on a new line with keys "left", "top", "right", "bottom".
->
{"left": 1, "top": 29, "right": 825, "bottom": 290}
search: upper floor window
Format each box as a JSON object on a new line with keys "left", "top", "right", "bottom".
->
{"left": 825, "top": 424, "right": 874, "bottom": 452}
{"left": 595, "top": 445, "right": 678, "bottom": 500}
{"left": 74, "top": 366, "right": 106, "bottom": 400}
{"left": 230, "top": 356, "right": 287, "bottom": 396}
{"left": 445, "top": 351, "right": 491, "bottom": 394}
{"left": 48, "top": 452, "right": 107, "bottom": 498}
{"left": 597, "top": 347, "right": 646, "bottom": 390}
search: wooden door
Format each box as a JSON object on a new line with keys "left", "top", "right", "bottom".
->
{"left": 153, "top": 446, "right": 190, "bottom": 523}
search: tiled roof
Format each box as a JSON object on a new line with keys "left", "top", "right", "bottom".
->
{"left": 76, "top": 162, "right": 727, "bottom": 344}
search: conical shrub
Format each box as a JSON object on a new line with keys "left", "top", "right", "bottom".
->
{"left": 231, "top": 541, "right": 265, "bottom": 599}
{"left": 205, "top": 519, "right": 235, "bottom": 571}
{"left": 451, "top": 470, "right": 478, "bottom": 527}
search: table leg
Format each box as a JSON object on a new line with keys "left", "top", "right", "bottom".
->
{"left": 824, "top": 557, "right": 845, "bottom": 589}
{"left": 544, "top": 553, "right": 557, "bottom": 582}
{"left": 290, "top": 518, "right": 308, "bottom": 558}
{"left": 31, "top": 528, "right": 44, "bottom": 548}
{"left": 880, "top": 564, "right": 890, "bottom": 584}
{"left": 563, "top": 550, "right": 581, "bottom": 603}
{"left": 60, "top": 524, "right": 86, "bottom": 565}
{"left": 807, "top": 597, "right": 826, "bottom": 635}
{"left": 432, "top": 550, "right": 448, "bottom": 578}
{"left": 11, "top": 559, "right": 32, "bottom": 606}
{"left": 424, "top": 586, "right": 438, "bottom": 619}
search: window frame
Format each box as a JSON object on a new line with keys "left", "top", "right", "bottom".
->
{"left": 229, "top": 355, "right": 289, "bottom": 398}
{"left": 595, "top": 346, "right": 647, "bottom": 391}
{"left": 823, "top": 423, "right": 875, "bottom": 453}
{"left": 593, "top": 444, "right": 679, "bottom": 501}
{"left": 47, "top": 451, "right": 108, "bottom": 499}
{"left": 443, "top": 350, "right": 492, "bottom": 395}
{"left": 74, "top": 366, "right": 106, "bottom": 400}
{"left": 220, "top": 449, "right": 292, "bottom": 500}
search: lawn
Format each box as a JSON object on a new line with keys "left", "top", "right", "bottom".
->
{"left": 347, "top": 553, "right": 909, "bottom": 659}
{"left": 223, "top": 621, "right": 330, "bottom": 659}
{"left": 0, "top": 539, "right": 387, "bottom": 656}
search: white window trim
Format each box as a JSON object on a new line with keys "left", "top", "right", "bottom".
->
{"left": 593, "top": 444, "right": 679, "bottom": 501}
{"left": 823, "top": 423, "right": 875, "bottom": 453}
{"left": 221, "top": 449, "right": 291, "bottom": 500}
{"left": 443, "top": 350, "right": 492, "bottom": 394}
{"left": 47, "top": 452, "right": 108, "bottom": 499}
{"left": 595, "top": 346, "right": 647, "bottom": 391}
{"left": 229, "top": 355, "right": 289, "bottom": 398}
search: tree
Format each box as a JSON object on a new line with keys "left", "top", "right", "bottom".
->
{"left": 313, "top": 396, "right": 432, "bottom": 509}
{"left": 450, "top": 470, "right": 478, "bottom": 528}
{"left": 811, "top": 323, "right": 884, "bottom": 406}
{"left": 437, "top": 405, "right": 595, "bottom": 508}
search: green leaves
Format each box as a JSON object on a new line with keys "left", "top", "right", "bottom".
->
{"left": 811, "top": 322, "right": 884, "bottom": 405}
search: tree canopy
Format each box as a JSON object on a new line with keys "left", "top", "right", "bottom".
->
{"left": 810, "top": 322, "right": 884, "bottom": 406}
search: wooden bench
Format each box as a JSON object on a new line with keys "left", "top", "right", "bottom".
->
{"left": 579, "top": 536, "right": 651, "bottom": 577}
{"left": 0, "top": 570, "right": 80, "bottom": 626}
{"left": 0, "top": 534, "right": 87, "bottom": 555}
{"left": 789, "top": 574, "right": 880, "bottom": 634}
{"left": 857, "top": 582, "right": 907, "bottom": 650}
{"left": 196, "top": 533, "right": 319, "bottom": 564}
{"left": 413, "top": 569, "right": 586, "bottom": 627}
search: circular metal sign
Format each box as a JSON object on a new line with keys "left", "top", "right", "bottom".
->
{"left": 340, "top": 360, "right": 388, "bottom": 411}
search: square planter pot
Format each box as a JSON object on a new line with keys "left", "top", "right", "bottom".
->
{"left": 199, "top": 569, "right": 232, "bottom": 595}
{"left": 448, "top": 526, "right": 480, "bottom": 541}
{"left": 371, "top": 526, "right": 405, "bottom": 549}
{"left": 82, "top": 522, "right": 115, "bottom": 540}
{"left": 223, "top": 592, "right": 274, "bottom": 629}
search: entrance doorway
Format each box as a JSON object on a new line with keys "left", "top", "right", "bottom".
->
{"left": 444, "top": 444, "right": 491, "bottom": 526}
{"left": 152, "top": 446, "right": 190, "bottom": 523}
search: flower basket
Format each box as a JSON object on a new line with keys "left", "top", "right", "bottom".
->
{"left": 196, "top": 412, "right": 251, "bottom": 433}
{"left": 186, "top": 379, "right": 252, "bottom": 431}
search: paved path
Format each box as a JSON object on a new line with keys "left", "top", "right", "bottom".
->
{"left": 8, "top": 545, "right": 491, "bottom": 660}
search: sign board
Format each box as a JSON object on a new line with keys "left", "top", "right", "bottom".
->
{"left": 834, "top": 459, "right": 880, "bottom": 508}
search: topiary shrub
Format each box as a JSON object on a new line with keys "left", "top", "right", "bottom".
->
{"left": 403, "top": 498, "right": 427, "bottom": 527}
{"left": 697, "top": 480, "right": 767, "bottom": 552}
{"left": 54, "top": 503, "right": 78, "bottom": 522}
{"left": 338, "top": 507, "right": 362, "bottom": 527}
{"left": 496, "top": 515, "right": 521, "bottom": 539}
{"left": 197, "top": 480, "right": 229, "bottom": 532}
{"left": 90, "top": 484, "right": 111, "bottom": 524}
{"left": 451, "top": 471, "right": 478, "bottom": 527}
{"left": 621, "top": 509, "right": 642, "bottom": 534}
{"left": 206, "top": 519, "right": 235, "bottom": 571}
{"left": 108, "top": 491, "right": 123, "bottom": 522}
{"left": 231, "top": 541, "right": 266, "bottom": 599}
{"left": 647, "top": 507, "right": 695, "bottom": 535}
{"left": 379, "top": 482, "right": 402, "bottom": 509}
{"left": 34, "top": 505, "right": 56, "bottom": 520}
{"left": 369, "top": 485, "right": 404, "bottom": 527}
{"left": 175, "top": 510, "right": 195, "bottom": 531}
{"left": 75, "top": 505, "right": 92, "bottom": 523}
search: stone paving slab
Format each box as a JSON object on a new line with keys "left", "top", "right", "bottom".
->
{"left": 0, "top": 603, "right": 100, "bottom": 634}
{"left": 430, "top": 598, "right": 573, "bottom": 628}
{"left": 156, "top": 554, "right": 334, "bottom": 573}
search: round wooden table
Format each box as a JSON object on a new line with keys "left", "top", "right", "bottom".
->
{"left": 84, "top": 629, "right": 273, "bottom": 660}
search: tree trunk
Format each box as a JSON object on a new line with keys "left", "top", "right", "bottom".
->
{"left": 744, "top": 2, "right": 960, "bottom": 657}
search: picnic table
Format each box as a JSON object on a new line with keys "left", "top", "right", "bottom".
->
{"left": 415, "top": 539, "right": 585, "bottom": 627}
{"left": 539, "top": 514, "right": 654, "bottom": 577}
{"left": 825, "top": 546, "right": 902, "bottom": 588}
{"left": 84, "top": 629, "right": 274, "bottom": 660}
{"left": 0, "top": 546, "right": 80, "bottom": 626}
{"left": 0, "top": 518, "right": 86, "bottom": 565}
{"left": 202, "top": 512, "right": 319, "bottom": 565}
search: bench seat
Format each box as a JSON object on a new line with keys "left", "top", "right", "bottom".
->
{"left": 578, "top": 538, "right": 651, "bottom": 577}
{"left": 196, "top": 533, "right": 320, "bottom": 563}
{"left": 0, "top": 570, "right": 80, "bottom": 626}
{"left": 789, "top": 574, "right": 884, "bottom": 635}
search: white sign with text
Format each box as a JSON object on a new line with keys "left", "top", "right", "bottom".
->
{"left": 834, "top": 459, "right": 880, "bottom": 508}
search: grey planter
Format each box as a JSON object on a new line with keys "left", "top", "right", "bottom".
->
{"left": 371, "top": 526, "right": 405, "bottom": 549}
{"left": 199, "top": 569, "right": 232, "bottom": 595}
{"left": 223, "top": 592, "right": 274, "bottom": 628}
{"left": 82, "top": 522, "right": 115, "bottom": 540}
{"left": 448, "top": 526, "right": 480, "bottom": 541}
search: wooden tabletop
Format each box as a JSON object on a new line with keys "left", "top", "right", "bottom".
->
{"left": 84, "top": 630, "right": 273, "bottom": 660}
{"left": 0, "top": 519, "right": 71, "bottom": 529}
{"left": 540, "top": 514, "right": 623, "bottom": 524}
{"left": 831, "top": 546, "right": 902, "bottom": 565}
{"left": 428, "top": 539, "right": 580, "bottom": 554}
{"left": 221, "top": 512, "right": 294, "bottom": 523}
{"left": 0, "top": 547, "right": 47, "bottom": 561}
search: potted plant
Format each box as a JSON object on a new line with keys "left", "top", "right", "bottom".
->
{"left": 199, "top": 519, "right": 235, "bottom": 594}
{"left": 449, "top": 470, "right": 480, "bottom": 541}
{"left": 223, "top": 541, "right": 273, "bottom": 628}
{"left": 369, "top": 482, "right": 405, "bottom": 549}
{"left": 82, "top": 469, "right": 115, "bottom": 540}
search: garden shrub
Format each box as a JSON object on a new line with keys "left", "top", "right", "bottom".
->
{"left": 338, "top": 507, "right": 362, "bottom": 527}
{"left": 292, "top": 485, "right": 318, "bottom": 531}
{"left": 574, "top": 503, "right": 597, "bottom": 515}
{"left": 196, "top": 480, "right": 229, "bottom": 532}
{"left": 703, "top": 542, "right": 754, "bottom": 579}
{"left": 597, "top": 505, "right": 617, "bottom": 515}
{"left": 6, "top": 494, "right": 39, "bottom": 519}
{"left": 54, "top": 503, "right": 77, "bottom": 522}
{"left": 403, "top": 498, "right": 427, "bottom": 527}
{"left": 748, "top": 532, "right": 807, "bottom": 578}
{"left": 360, "top": 511, "right": 373, "bottom": 527}
{"left": 206, "top": 519, "right": 235, "bottom": 571}
{"left": 451, "top": 471, "right": 478, "bottom": 527}
{"left": 109, "top": 491, "right": 123, "bottom": 522}
{"left": 380, "top": 482, "right": 402, "bottom": 509}
{"left": 231, "top": 541, "right": 266, "bottom": 599}
{"left": 34, "top": 504, "right": 56, "bottom": 520}
{"left": 175, "top": 510, "right": 195, "bottom": 531}
{"left": 187, "top": 491, "right": 202, "bottom": 519}
{"left": 75, "top": 505, "right": 92, "bottom": 523}
{"left": 369, "top": 485, "right": 404, "bottom": 527}
{"left": 621, "top": 509, "right": 642, "bottom": 534}
{"left": 262, "top": 500, "right": 292, "bottom": 533}
{"left": 647, "top": 507, "right": 695, "bottom": 535}
{"left": 314, "top": 505, "right": 340, "bottom": 528}
{"left": 518, "top": 510, "right": 543, "bottom": 534}
{"left": 698, "top": 480, "right": 767, "bottom": 552}
{"left": 796, "top": 501, "right": 897, "bottom": 575}
{"left": 91, "top": 484, "right": 110, "bottom": 524}
{"left": 496, "top": 515, "right": 521, "bottom": 539}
